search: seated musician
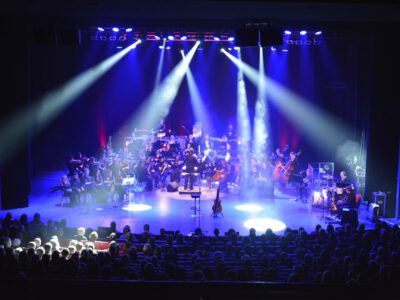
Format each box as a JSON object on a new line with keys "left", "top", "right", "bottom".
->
{"left": 285, "top": 151, "right": 300, "bottom": 185}
{"left": 170, "top": 154, "right": 183, "bottom": 184}
{"left": 154, "top": 155, "right": 169, "bottom": 190}
{"left": 334, "top": 186, "right": 357, "bottom": 219}
{"left": 135, "top": 159, "right": 153, "bottom": 191}
{"left": 60, "top": 175, "right": 77, "bottom": 206}
{"left": 81, "top": 167, "right": 94, "bottom": 204}
{"left": 183, "top": 147, "right": 198, "bottom": 190}
{"left": 167, "top": 135, "right": 180, "bottom": 157}
{"left": 200, "top": 133, "right": 213, "bottom": 156}
{"left": 185, "top": 134, "right": 198, "bottom": 154}
{"left": 113, "top": 169, "right": 125, "bottom": 202}
{"left": 70, "top": 172, "right": 84, "bottom": 205}
{"left": 93, "top": 168, "right": 105, "bottom": 203}
{"left": 103, "top": 169, "right": 115, "bottom": 201}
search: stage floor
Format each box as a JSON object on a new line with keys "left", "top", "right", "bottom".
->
{"left": 0, "top": 171, "right": 375, "bottom": 236}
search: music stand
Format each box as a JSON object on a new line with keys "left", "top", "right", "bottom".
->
{"left": 191, "top": 192, "right": 201, "bottom": 229}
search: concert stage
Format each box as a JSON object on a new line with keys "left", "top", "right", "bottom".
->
{"left": 0, "top": 171, "right": 375, "bottom": 236}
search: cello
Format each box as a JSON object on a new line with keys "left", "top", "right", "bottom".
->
{"left": 212, "top": 183, "right": 223, "bottom": 217}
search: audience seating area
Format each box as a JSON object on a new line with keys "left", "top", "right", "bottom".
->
{"left": 1, "top": 212, "right": 399, "bottom": 299}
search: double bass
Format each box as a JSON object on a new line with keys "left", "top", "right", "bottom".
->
{"left": 280, "top": 150, "right": 302, "bottom": 183}
{"left": 212, "top": 183, "right": 222, "bottom": 216}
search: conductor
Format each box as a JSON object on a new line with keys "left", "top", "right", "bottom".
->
{"left": 183, "top": 147, "right": 198, "bottom": 190}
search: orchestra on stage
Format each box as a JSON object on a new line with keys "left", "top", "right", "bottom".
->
{"left": 59, "top": 120, "right": 363, "bottom": 220}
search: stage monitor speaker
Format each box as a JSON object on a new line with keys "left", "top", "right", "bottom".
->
{"left": 341, "top": 208, "right": 359, "bottom": 227}
{"left": 234, "top": 28, "right": 259, "bottom": 47}
{"left": 260, "top": 28, "right": 283, "bottom": 46}
{"left": 368, "top": 203, "right": 380, "bottom": 222}
{"left": 373, "top": 191, "right": 386, "bottom": 217}
{"left": 167, "top": 182, "right": 179, "bottom": 192}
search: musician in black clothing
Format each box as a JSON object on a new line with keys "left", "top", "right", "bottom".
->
{"left": 334, "top": 186, "right": 357, "bottom": 219}
{"left": 60, "top": 175, "right": 77, "bottom": 206}
{"left": 135, "top": 159, "right": 153, "bottom": 191}
{"left": 183, "top": 147, "right": 198, "bottom": 190}
{"left": 185, "top": 134, "right": 198, "bottom": 154}
{"left": 70, "top": 172, "right": 84, "bottom": 205}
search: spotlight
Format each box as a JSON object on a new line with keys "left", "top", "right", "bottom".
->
{"left": 125, "top": 28, "right": 133, "bottom": 32}
{"left": 284, "top": 30, "right": 291, "bottom": 35}
{"left": 154, "top": 35, "right": 161, "bottom": 40}
{"left": 270, "top": 46, "right": 276, "bottom": 51}
{"left": 300, "top": 30, "right": 307, "bottom": 35}
{"left": 315, "top": 31, "right": 322, "bottom": 35}
{"left": 282, "top": 49, "right": 289, "bottom": 52}
{"left": 167, "top": 35, "right": 174, "bottom": 41}
{"left": 181, "top": 35, "right": 187, "bottom": 41}
{"left": 112, "top": 27, "right": 120, "bottom": 32}
{"left": 213, "top": 36, "right": 220, "bottom": 41}
{"left": 116, "top": 46, "right": 123, "bottom": 49}
{"left": 228, "top": 36, "right": 235, "bottom": 41}
{"left": 159, "top": 46, "right": 164, "bottom": 49}
{"left": 97, "top": 27, "right": 105, "bottom": 32}
{"left": 220, "top": 47, "right": 225, "bottom": 52}
{"left": 166, "top": 46, "right": 171, "bottom": 50}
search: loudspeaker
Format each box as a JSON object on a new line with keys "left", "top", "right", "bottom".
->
{"left": 235, "top": 28, "right": 259, "bottom": 47}
{"left": 167, "top": 182, "right": 179, "bottom": 192}
{"left": 341, "top": 208, "right": 358, "bottom": 227}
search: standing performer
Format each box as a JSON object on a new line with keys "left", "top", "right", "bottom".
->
{"left": 183, "top": 147, "right": 198, "bottom": 190}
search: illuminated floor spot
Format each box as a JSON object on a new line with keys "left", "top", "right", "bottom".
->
{"left": 243, "top": 218, "right": 286, "bottom": 232}
{"left": 235, "top": 204, "right": 264, "bottom": 212}
{"left": 122, "top": 204, "right": 152, "bottom": 212}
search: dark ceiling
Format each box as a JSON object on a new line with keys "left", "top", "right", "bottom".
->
{"left": 3, "top": 1, "right": 400, "bottom": 31}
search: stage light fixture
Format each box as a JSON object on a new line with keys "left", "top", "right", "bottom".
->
{"left": 125, "top": 28, "right": 133, "bottom": 32}
{"left": 271, "top": 46, "right": 276, "bottom": 51}
{"left": 97, "top": 27, "right": 105, "bottom": 32}
{"left": 315, "top": 31, "right": 322, "bottom": 35}
{"left": 282, "top": 49, "right": 288, "bottom": 52}
{"left": 213, "top": 36, "right": 220, "bottom": 41}
{"left": 180, "top": 35, "right": 187, "bottom": 41}
{"left": 300, "top": 30, "right": 307, "bottom": 35}
{"left": 112, "top": 27, "right": 119, "bottom": 32}
{"left": 167, "top": 35, "right": 175, "bottom": 41}
{"left": 284, "top": 30, "right": 291, "bottom": 35}
{"left": 228, "top": 36, "right": 235, "bottom": 41}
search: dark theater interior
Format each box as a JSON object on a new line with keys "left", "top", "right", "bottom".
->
{"left": 1, "top": 1, "right": 399, "bottom": 299}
